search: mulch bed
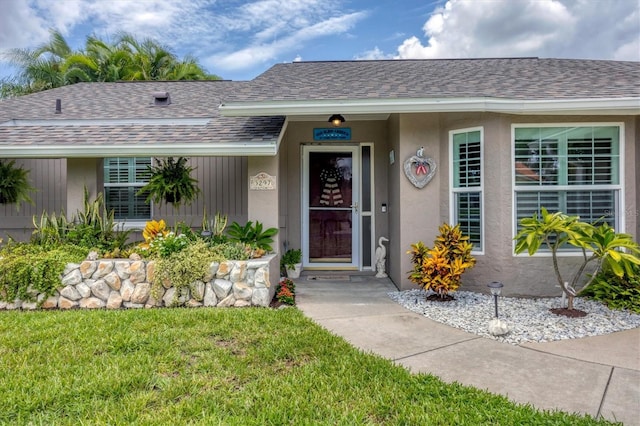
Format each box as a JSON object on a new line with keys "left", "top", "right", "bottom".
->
{"left": 425, "top": 294, "right": 456, "bottom": 302}
{"left": 549, "top": 308, "right": 588, "bottom": 318}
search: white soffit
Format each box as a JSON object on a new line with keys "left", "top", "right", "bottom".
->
{"left": 219, "top": 97, "right": 640, "bottom": 116}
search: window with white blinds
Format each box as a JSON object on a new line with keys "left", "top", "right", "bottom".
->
{"left": 513, "top": 125, "right": 621, "bottom": 244}
{"left": 103, "top": 157, "right": 151, "bottom": 220}
{"left": 451, "top": 128, "right": 483, "bottom": 252}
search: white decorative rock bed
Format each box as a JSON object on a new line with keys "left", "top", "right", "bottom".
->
{"left": 0, "top": 254, "right": 278, "bottom": 311}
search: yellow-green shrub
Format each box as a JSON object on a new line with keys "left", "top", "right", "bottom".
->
{"left": 150, "top": 240, "right": 224, "bottom": 300}
{"left": 407, "top": 223, "right": 476, "bottom": 299}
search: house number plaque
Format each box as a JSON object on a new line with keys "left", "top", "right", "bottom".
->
{"left": 250, "top": 172, "right": 276, "bottom": 190}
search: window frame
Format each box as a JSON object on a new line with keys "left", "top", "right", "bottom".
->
{"left": 511, "top": 122, "right": 625, "bottom": 256}
{"left": 449, "top": 126, "right": 484, "bottom": 255}
{"left": 103, "top": 157, "right": 153, "bottom": 228}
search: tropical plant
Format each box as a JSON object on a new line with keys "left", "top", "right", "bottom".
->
{"left": 138, "top": 157, "right": 201, "bottom": 208}
{"left": 30, "top": 188, "right": 131, "bottom": 254}
{"left": 30, "top": 189, "right": 132, "bottom": 255}
{"left": 280, "top": 248, "right": 302, "bottom": 270}
{"left": 31, "top": 210, "right": 70, "bottom": 246}
{"left": 582, "top": 263, "right": 640, "bottom": 313}
{"left": 140, "top": 219, "right": 169, "bottom": 248}
{"left": 227, "top": 220, "right": 278, "bottom": 252}
{"left": 514, "top": 207, "right": 640, "bottom": 310}
{"left": 0, "top": 159, "right": 36, "bottom": 209}
{"left": 407, "top": 223, "right": 476, "bottom": 300}
{"left": 202, "top": 210, "right": 229, "bottom": 244}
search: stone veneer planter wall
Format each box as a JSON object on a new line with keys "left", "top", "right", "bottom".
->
{"left": 0, "top": 254, "right": 278, "bottom": 311}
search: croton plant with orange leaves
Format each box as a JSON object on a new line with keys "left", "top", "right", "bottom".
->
{"left": 407, "top": 223, "right": 476, "bottom": 299}
{"left": 138, "top": 219, "right": 170, "bottom": 250}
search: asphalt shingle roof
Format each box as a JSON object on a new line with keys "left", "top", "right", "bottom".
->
{"left": 0, "top": 58, "right": 638, "bottom": 155}
{"left": 236, "top": 58, "right": 640, "bottom": 101}
{"left": 0, "top": 81, "right": 285, "bottom": 153}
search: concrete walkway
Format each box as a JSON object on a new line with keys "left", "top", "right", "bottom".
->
{"left": 294, "top": 275, "right": 640, "bottom": 425}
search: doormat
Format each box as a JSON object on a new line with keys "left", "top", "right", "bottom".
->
{"left": 307, "top": 275, "right": 351, "bottom": 282}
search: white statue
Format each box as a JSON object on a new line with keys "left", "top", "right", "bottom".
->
{"left": 375, "top": 236, "right": 389, "bottom": 278}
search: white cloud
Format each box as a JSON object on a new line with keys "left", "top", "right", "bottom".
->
{"left": 0, "top": 1, "right": 50, "bottom": 50}
{"left": 355, "top": 46, "right": 391, "bottom": 60}
{"left": 394, "top": 0, "right": 640, "bottom": 61}
{"left": 0, "top": 0, "right": 370, "bottom": 79}
{"left": 34, "top": 0, "right": 87, "bottom": 34}
{"left": 206, "top": 11, "right": 367, "bottom": 71}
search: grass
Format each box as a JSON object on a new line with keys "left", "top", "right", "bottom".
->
{"left": 0, "top": 307, "right": 613, "bottom": 425}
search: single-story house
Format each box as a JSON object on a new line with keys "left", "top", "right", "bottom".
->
{"left": 1, "top": 58, "right": 638, "bottom": 296}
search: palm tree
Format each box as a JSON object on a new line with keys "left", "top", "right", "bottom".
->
{"left": 4, "top": 29, "right": 72, "bottom": 93}
{"left": 1, "top": 31, "right": 219, "bottom": 97}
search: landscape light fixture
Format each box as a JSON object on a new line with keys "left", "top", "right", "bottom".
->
{"left": 328, "top": 114, "right": 345, "bottom": 127}
{"left": 487, "top": 281, "right": 504, "bottom": 318}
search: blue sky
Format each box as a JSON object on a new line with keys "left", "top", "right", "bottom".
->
{"left": 0, "top": 0, "right": 638, "bottom": 82}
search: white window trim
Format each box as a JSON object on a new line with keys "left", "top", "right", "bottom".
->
{"left": 103, "top": 157, "right": 154, "bottom": 225}
{"left": 511, "top": 122, "right": 625, "bottom": 257}
{"left": 449, "top": 126, "right": 485, "bottom": 255}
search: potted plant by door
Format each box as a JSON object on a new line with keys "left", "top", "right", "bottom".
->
{"left": 281, "top": 248, "right": 303, "bottom": 278}
{"left": 138, "top": 157, "right": 201, "bottom": 208}
{"left": 0, "top": 160, "right": 36, "bottom": 210}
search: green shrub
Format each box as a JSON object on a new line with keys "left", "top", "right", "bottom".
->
{"left": 209, "top": 241, "right": 251, "bottom": 261}
{"left": 0, "top": 243, "right": 88, "bottom": 302}
{"left": 150, "top": 240, "right": 222, "bottom": 301}
{"left": 227, "top": 220, "right": 278, "bottom": 252}
{"left": 582, "top": 264, "right": 640, "bottom": 313}
{"left": 150, "top": 232, "right": 190, "bottom": 258}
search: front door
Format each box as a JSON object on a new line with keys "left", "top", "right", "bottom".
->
{"left": 302, "top": 145, "right": 360, "bottom": 268}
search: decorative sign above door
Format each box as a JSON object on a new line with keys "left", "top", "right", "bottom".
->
{"left": 404, "top": 147, "right": 437, "bottom": 189}
{"left": 313, "top": 128, "right": 352, "bottom": 141}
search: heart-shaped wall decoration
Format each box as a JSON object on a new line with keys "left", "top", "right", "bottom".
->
{"left": 403, "top": 155, "right": 437, "bottom": 189}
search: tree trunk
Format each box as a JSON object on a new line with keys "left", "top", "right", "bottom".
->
{"left": 567, "top": 293, "right": 574, "bottom": 310}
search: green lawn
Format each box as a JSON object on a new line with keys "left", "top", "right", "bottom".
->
{"left": 0, "top": 307, "right": 612, "bottom": 425}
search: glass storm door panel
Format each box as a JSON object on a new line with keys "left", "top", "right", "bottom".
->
{"left": 303, "top": 146, "right": 359, "bottom": 267}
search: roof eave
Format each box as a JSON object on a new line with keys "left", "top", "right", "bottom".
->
{"left": 0, "top": 142, "right": 279, "bottom": 158}
{"left": 219, "top": 97, "right": 640, "bottom": 117}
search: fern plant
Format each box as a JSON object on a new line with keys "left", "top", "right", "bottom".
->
{"left": 0, "top": 159, "right": 36, "bottom": 210}
{"left": 407, "top": 223, "right": 476, "bottom": 299}
{"left": 138, "top": 157, "right": 200, "bottom": 208}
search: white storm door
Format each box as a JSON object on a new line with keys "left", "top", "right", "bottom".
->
{"left": 302, "top": 145, "right": 360, "bottom": 268}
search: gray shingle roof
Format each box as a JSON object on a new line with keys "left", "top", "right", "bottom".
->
{"left": 1, "top": 58, "right": 638, "bottom": 156}
{"left": 0, "top": 80, "right": 285, "bottom": 155}
{"left": 235, "top": 58, "right": 640, "bottom": 101}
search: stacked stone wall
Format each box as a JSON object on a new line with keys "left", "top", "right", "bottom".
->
{"left": 0, "top": 255, "right": 276, "bottom": 310}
